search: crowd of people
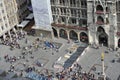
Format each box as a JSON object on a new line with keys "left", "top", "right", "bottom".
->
{"left": 25, "top": 63, "right": 97, "bottom": 80}
{"left": 1, "top": 30, "right": 26, "bottom": 50}
{"left": 52, "top": 63, "right": 95, "bottom": 80}
{"left": 4, "top": 55, "right": 18, "bottom": 63}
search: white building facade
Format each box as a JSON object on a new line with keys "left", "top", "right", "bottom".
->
{"left": 31, "top": 0, "right": 120, "bottom": 49}
{"left": 0, "top": 0, "right": 18, "bottom": 39}
{"left": 0, "top": 0, "right": 31, "bottom": 41}
{"left": 31, "top": 0, "right": 53, "bottom": 38}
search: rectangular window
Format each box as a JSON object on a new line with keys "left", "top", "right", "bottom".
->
{"left": 82, "top": 20, "right": 87, "bottom": 25}
{"left": 81, "top": 1, "right": 87, "bottom": 8}
{"left": 52, "top": 15, "right": 56, "bottom": 22}
{"left": 70, "top": 0, "right": 76, "bottom": 7}
{"left": 60, "top": 0, "right": 62, "bottom": 5}
{"left": 5, "top": 24, "right": 8, "bottom": 27}
{"left": 81, "top": 10, "right": 87, "bottom": 18}
{"left": 1, "top": 26, "right": 4, "bottom": 30}
{"left": 63, "top": 8, "right": 66, "bottom": 15}
{"left": 51, "top": 7, "right": 56, "bottom": 14}
{"left": 0, "top": 19, "right": 2, "bottom": 22}
{"left": 61, "top": 17, "right": 66, "bottom": 23}
{"left": 2, "top": 10, "right": 4, "bottom": 13}
{"left": 0, "top": 3, "right": 2, "bottom": 7}
{"left": 71, "top": 9, "right": 77, "bottom": 17}
{"left": 3, "top": 16, "right": 6, "bottom": 20}
{"left": 51, "top": 0, "right": 55, "bottom": 5}
{"left": 117, "top": 13, "right": 120, "bottom": 22}
{"left": 60, "top": 8, "right": 63, "bottom": 15}
{"left": 71, "top": 18, "right": 76, "bottom": 24}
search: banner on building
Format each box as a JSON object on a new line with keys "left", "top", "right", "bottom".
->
{"left": 31, "top": 0, "right": 53, "bottom": 31}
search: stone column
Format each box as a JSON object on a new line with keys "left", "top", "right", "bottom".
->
{"left": 57, "top": 29, "right": 60, "bottom": 38}
{"left": 66, "top": 30, "right": 70, "bottom": 40}
{"left": 8, "top": 31, "right": 12, "bottom": 42}
{"left": 95, "top": 31, "right": 98, "bottom": 45}
{"left": 77, "top": 32, "right": 80, "bottom": 42}
{"left": 51, "top": 30, "right": 54, "bottom": 40}
{"left": 114, "top": 35, "right": 118, "bottom": 50}
{"left": 3, "top": 34, "right": 6, "bottom": 41}
{"left": 87, "top": 24, "right": 94, "bottom": 45}
{"left": 13, "top": 28, "right": 18, "bottom": 38}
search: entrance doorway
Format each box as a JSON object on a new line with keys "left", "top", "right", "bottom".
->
{"left": 59, "top": 29, "right": 67, "bottom": 39}
{"left": 97, "top": 26, "right": 108, "bottom": 46}
{"left": 98, "top": 33, "right": 108, "bottom": 46}
{"left": 69, "top": 30, "right": 78, "bottom": 40}
{"left": 80, "top": 32, "right": 88, "bottom": 43}
{"left": 52, "top": 28, "right": 58, "bottom": 37}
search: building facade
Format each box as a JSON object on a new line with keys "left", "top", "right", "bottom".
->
{"left": 51, "top": 0, "right": 120, "bottom": 49}
{"left": 0, "top": 0, "right": 18, "bottom": 39}
{"left": 87, "top": 0, "right": 120, "bottom": 49}
{"left": 51, "top": 0, "right": 88, "bottom": 43}
{"left": 16, "top": 0, "right": 31, "bottom": 23}
{"left": 0, "top": 0, "right": 31, "bottom": 40}
{"left": 1, "top": 0, "right": 120, "bottom": 49}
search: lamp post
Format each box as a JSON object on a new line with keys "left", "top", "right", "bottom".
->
{"left": 101, "top": 52, "right": 106, "bottom": 80}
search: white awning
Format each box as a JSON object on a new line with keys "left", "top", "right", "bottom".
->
{"left": 25, "top": 13, "right": 34, "bottom": 20}
{"left": 17, "top": 20, "right": 29, "bottom": 28}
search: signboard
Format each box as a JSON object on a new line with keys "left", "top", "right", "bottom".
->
{"left": 31, "top": 0, "right": 53, "bottom": 31}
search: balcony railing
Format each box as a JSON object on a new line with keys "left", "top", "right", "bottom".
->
{"left": 96, "top": 10, "right": 109, "bottom": 14}
{"left": 80, "top": 36, "right": 88, "bottom": 39}
{"left": 96, "top": 21, "right": 104, "bottom": 25}
{"left": 96, "top": 11, "right": 104, "bottom": 14}
{"left": 51, "top": 23, "right": 87, "bottom": 31}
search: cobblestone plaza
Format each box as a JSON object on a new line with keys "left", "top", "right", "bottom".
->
{"left": 0, "top": 32, "right": 120, "bottom": 79}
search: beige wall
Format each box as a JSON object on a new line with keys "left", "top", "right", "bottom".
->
{"left": 0, "top": 0, "right": 30, "bottom": 36}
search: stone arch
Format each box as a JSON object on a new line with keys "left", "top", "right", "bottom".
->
{"left": 97, "top": 27, "right": 108, "bottom": 46}
{"left": 98, "top": 33, "right": 108, "bottom": 46}
{"left": 0, "top": 36, "right": 3, "bottom": 42}
{"left": 97, "top": 16, "right": 104, "bottom": 23}
{"left": 59, "top": 29, "right": 67, "bottom": 39}
{"left": 96, "top": 5, "right": 103, "bottom": 11}
{"left": 97, "top": 26, "right": 105, "bottom": 33}
{"left": 69, "top": 30, "right": 78, "bottom": 40}
{"left": 118, "top": 39, "right": 120, "bottom": 48}
{"left": 80, "top": 32, "right": 88, "bottom": 43}
{"left": 52, "top": 27, "right": 58, "bottom": 37}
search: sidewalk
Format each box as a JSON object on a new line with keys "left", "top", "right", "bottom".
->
{"left": 77, "top": 46, "right": 120, "bottom": 80}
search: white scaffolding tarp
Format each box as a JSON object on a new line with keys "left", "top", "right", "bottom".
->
{"left": 25, "top": 13, "right": 34, "bottom": 20}
{"left": 31, "top": 0, "right": 52, "bottom": 31}
{"left": 17, "top": 20, "right": 30, "bottom": 28}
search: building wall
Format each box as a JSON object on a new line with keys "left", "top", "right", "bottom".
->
{"left": 4, "top": 0, "right": 18, "bottom": 28}
{"left": 0, "top": 0, "right": 17, "bottom": 36}
{"left": 51, "top": 0, "right": 120, "bottom": 49}
{"left": 87, "top": 0, "right": 120, "bottom": 49}
{"left": 51, "top": 0, "right": 87, "bottom": 27}
{"left": 16, "top": 0, "right": 30, "bottom": 23}
{"left": 0, "top": 0, "right": 31, "bottom": 37}
{"left": 51, "top": 0, "right": 88, "bottom": 42}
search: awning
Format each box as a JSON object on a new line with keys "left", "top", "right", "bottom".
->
{"left": 25, "top": 13, "right": 34, "bottom": 20}
{"left": 17, "top": 20, "right": 30, "bottom": 28}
